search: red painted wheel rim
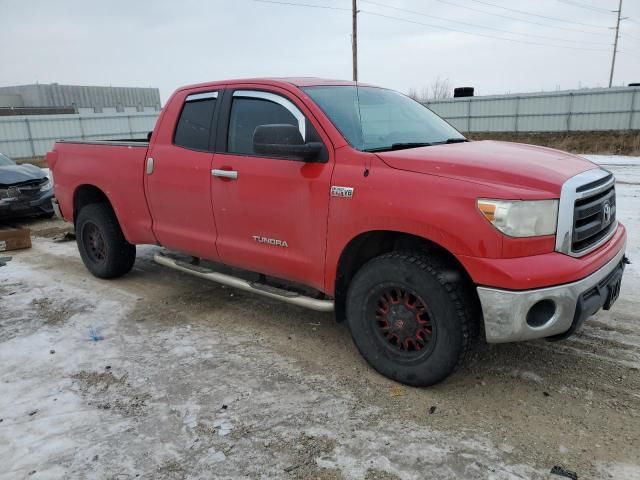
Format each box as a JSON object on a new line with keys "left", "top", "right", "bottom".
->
{"left": 374, "top": 287, "right": 434, "bottom": 354}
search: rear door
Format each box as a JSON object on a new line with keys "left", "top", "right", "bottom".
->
{"left": 210, "top": 87, "right": 334, "bottom": 290}
{"left": 145, "top": 89, "right": 221, "bottom": 259}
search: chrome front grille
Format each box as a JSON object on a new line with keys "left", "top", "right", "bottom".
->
{"left": 556, "top": 169, "right": 617, "bottom": 257}
{"left": 572, "top": 184, "right": 616, "bottom": 253}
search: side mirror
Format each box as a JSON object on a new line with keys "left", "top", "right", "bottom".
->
{"left": 253, "top": 124, "right": 322, "bottom": 161}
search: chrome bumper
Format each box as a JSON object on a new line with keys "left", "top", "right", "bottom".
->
{"left": 51, "top": 197, "right": 63, "bottom": 220}
{"left": 478, "top": 245, "right": 626, "bottom": 343}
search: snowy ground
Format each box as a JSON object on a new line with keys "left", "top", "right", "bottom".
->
{"left": 1, "top": 156, "right": 639, "bottom": 480}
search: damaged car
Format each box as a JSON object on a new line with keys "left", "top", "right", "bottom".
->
{"left": 0, "top": 152, "right": 54, "bottom": 221}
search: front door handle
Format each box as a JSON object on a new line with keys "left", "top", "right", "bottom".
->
{"left": 146, "top": 157, "right": 154, "bottom": 175}
{"left": 212, "top": 169, "right": 238, "bottom": 180}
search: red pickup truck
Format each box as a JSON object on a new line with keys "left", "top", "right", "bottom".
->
{"left": 47, "top": 78, "right": 627, "bottom": 386}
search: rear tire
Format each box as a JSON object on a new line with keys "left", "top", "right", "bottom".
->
{"left": 346, "top": 251, "right": 475, "bottom": 387}
{"left": 76, "top": 203, "right": 136, "bottom": 279}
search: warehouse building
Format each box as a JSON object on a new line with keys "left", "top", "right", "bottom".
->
{"left": 0, "top": 83, "right": 161, "bottom": 115}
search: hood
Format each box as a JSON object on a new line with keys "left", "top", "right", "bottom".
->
{"left": 376, "top": 140, "right": 598, "bottom": 196}
{"left": 0, "top": 163, "right": 47, "bottom": 187}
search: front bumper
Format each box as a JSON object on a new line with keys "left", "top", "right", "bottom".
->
{"left": 0, "top": 190, "right": 54, "bottom": 219}
{"left": 478, "top": 244, "right": 627, "bottom": 343}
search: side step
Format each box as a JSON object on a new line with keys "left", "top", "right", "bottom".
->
{"left": 153, "top": 253, "right": 334, "bottom": 312}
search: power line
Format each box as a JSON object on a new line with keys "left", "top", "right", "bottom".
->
{"left": 251, "top": 0, "right": 625, "bottom": 53}
{"left": 557, "top": 0, "right": 617, "bottom": 15}
{"left": 413, "top": 0, "right": 611, "bottom": 35}
{"left": 622, "top": 32, "right": 640, "bottom": 42}
{"left": 360, "top": 10, "right": 612, "bottom": 52}
{"left": 466, "top": 0, "right": 611, "bottom": 29}
{"left": 360, "top": 0, "right": 610, "bottom": 45}
{"left": 252, "top": 0, "right": 350, "bottom": 11}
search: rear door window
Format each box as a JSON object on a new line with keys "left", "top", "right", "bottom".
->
{"left": 174, "top": 92, "right": 218, "bottom": 151}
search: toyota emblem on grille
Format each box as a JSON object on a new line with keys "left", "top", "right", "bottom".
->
{"left": 603, "top": 202, "right": 612, "bottom": 223}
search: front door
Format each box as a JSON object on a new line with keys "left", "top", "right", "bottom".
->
{"left": 210, "top": 88, "right": 334, "bottom": 290}
{"left": 145, "top": 90, "right": 220, "bottom": 259}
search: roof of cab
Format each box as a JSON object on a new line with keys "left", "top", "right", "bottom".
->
{"left": 177, "top": 77, "right": 368, "bottom": 93}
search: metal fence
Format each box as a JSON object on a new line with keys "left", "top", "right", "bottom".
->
{"left": 0, "top": 112, "right": 159, "bottom": 159}
{"left": 424, "top": 86, "right": 640, "bottom": 133}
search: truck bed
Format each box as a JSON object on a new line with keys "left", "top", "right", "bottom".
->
{"left": 48, "top": 139, "right": 156, "bottom": 245}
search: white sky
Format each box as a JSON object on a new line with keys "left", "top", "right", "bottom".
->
{"left": 1, "top": 0, "right": 639, "bottom": 102}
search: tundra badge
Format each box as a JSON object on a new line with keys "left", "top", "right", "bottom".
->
{"left": 253, "top": 236, "right": 289, "bottom": 248}
{"left": 331, "top": 186, "right": 354, "bottom": 198}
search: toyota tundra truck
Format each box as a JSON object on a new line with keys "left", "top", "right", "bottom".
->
{"left": 46, "top": 78, "right": 627, "bottom": 386}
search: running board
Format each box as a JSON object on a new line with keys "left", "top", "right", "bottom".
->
{"left": 153, "top": 253, "right": 334, "bottom": 312}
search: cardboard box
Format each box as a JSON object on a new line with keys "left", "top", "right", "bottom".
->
{"left": 0, "top": 227, "right": 32, "bottom": 252}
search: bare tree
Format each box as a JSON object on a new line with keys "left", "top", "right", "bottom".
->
{"left": 429, "top": 77, "right": 453, "bottom": 99}
{"left": 407, "top": 77, "right": 453, "bottom": 102}
{"left": 407, "top": 87, "right": 420, "bottom": 101}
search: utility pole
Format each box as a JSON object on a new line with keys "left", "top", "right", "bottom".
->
{"left": 352, "top": 0, "right": 358, "bottom": 82}
{"left": 609, "top": 0, "right": 623, "bottom": 88}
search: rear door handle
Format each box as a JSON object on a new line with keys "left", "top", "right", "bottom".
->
{"left": 212, "top": 169, "right": 238, "bottom": 180}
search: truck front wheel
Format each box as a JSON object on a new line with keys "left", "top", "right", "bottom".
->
{"left": 346, "top": 251, "right": 475, "bottom": 387}
{"left": 76, "top": 203, "right": 136, "bottom": 279}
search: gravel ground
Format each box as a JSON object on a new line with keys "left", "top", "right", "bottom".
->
{"left": 0, "top": 157, "right": 638, "bottom": 480}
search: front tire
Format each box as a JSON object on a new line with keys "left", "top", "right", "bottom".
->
{"left": 76, "top": 203, "right": 136, "bottom": 279}
{"left": 346, "top": 251, "right": 475, "bottom": 387}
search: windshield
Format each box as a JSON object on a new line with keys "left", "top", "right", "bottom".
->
{"left": 0, "top": 153, "right": 15, "bottom": 166}
{"left": 303, "top": 86, "right": 465, "bottom": 152}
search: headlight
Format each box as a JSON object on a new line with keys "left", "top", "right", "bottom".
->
{"left": 477, "top": 199, "right": 558, "bottom": 237}
{"left": 40, "top": 179, "right": 52, "bottom": 192}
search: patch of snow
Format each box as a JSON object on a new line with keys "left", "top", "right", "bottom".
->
{"left": 212, "top": 418, "right": 233, "bottom": 436}
{"left": 597, "top": 462, "right": 640, "bottom": 480}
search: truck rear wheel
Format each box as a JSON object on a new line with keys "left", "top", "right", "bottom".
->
{"left": 76, "top": 203, "right": 136, "bottom": 279}
{"left": 346, "top": 251, "right": 474, "bottom": 387}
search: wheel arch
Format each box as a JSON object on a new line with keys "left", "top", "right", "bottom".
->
{"left": 73, "top": 184, "right": 114, "bottom": 224}
{"left": 333, "top": 230, "right": 478, "bottom": 323}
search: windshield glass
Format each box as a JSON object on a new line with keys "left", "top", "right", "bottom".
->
{"left": 0, "top": 153, "right": 15, "bottom": 166}
{"left": 303, "top": 86, "right": 464, "bottom": 152}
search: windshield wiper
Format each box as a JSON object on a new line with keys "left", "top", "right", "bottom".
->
{"left": 438, "top": 138, "right": 468, "bottom": 144}
{"left": 365, "top": 142, "right": 432, "bottom": 152}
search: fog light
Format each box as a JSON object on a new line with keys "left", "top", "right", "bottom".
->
{"left": 526, "top": 300, "right": 556, "bottom": 327}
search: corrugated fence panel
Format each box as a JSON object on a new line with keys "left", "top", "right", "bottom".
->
{"left": 470, "top": 115, "right": 513, "bottom": 132}
{"left": 472, "top": 98, "right": 518, "bottom": 117}
{"left": 28, "top": 115, "right": 83, "bottom": 140}
{"left": 518, "top": 114, "right": 568, "bottom": 132}
{"left": 81, "top": 116, "right": 130, "bottom": 137}
{"left": 444, "top": 118, "right": 468, "bottom": 132}
{"left": 572, "top": 89, "right": 633, "bottom": 113}
{"left": 0, "top": 112, "right": 159, "bottom": 159}
{"left": 571, "top": 112, "right": 631, "bottom": 131}
{"left": 428, "top": 100, "right": 468, "bottom": 118}
{"left": 519, "top": 95, "right": 570, "bottom": 115}
{"left": 0, "top": 140, "right": 33, "bottom": 158}
{"left": 0, "top": 118, "right": 30, "bottom": 141}
{"left": 422, "top": 86, "right": 640, "bottom": 133}
{"left": 129, "top": 115, "right": 158, "bottom": 135}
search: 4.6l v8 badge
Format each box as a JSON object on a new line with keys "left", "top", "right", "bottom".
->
{"left": 330, "top": 186, "right": 354, "bottom": 198}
